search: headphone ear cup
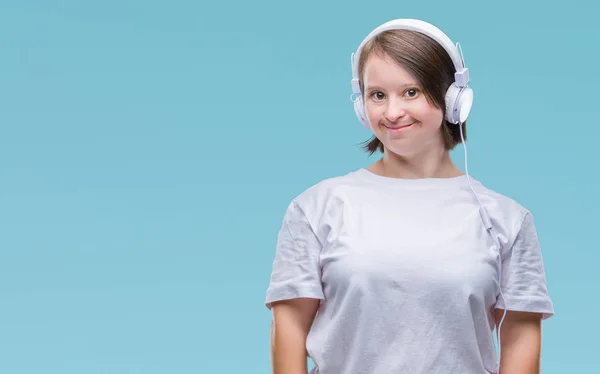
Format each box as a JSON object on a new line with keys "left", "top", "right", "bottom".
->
{"left": 444, "top": 83, "right": 461, "bottom": 124}
{"left": 353, "top": 95, "right": 372, "bottom": 130}
{"left": 445, "top": 84, "right": 474, "bottom": 124}
{"left": 457, "top": 86, "right": 473, "bottom": 123}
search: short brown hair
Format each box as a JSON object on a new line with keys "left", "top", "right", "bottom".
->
{"left": 356, "top": 29, "right": 467, "bottom": 155}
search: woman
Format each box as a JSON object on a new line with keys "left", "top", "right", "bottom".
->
{"left": 265, "top": 19, "right": 554, "bottom": 374}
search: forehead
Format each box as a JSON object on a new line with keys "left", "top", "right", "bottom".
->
{"left": 363, "top": 53, "right": 417, "bottom": 87}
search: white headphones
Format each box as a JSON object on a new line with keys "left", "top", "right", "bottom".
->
{"left": 350, "top": 19, "right": 474, "bottom": 131}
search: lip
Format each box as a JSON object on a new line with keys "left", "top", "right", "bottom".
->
{"left": 384, "top": 122, "right": 414, "bottom": 131}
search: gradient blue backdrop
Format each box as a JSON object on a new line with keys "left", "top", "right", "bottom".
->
{"left": 1, "top": 1, "right": 598, "bottom": 373}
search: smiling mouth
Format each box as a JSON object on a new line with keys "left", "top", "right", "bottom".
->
{"left": 384, "top": 122, "right": 414, "bottom": 130}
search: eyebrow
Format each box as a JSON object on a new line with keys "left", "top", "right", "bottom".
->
{"left": 365, "top": 83, "right": 419, "bottom": 91}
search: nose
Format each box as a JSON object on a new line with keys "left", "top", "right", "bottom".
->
{"left": 383, "top": 96, "right": 407, "bottom": 122}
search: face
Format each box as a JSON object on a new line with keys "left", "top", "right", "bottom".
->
{"left": 363, "top": 53, "right": 445, "bottom": 157}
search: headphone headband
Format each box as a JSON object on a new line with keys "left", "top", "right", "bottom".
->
{"left": 350, "top": 19, "right": 468, "bottom": 94}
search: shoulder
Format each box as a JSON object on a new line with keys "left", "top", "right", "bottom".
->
{"left": 469, "top": 177, "right": 535, "bottom": 247}
{"left": 290, "top": 168, "right": 365, "bottom": 213}
{"left": 278, "top": 168, "right": 366, "bottom": 236}
{"left": 473, "top": 179, "right": 529, "bottom": 215}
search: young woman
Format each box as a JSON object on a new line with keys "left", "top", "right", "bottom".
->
{"left": 265, "top": 19, "right": 554, "bottom": 374}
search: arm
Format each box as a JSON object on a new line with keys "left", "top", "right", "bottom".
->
{"left": 495, "top": 309, "right": 544, "bottom": 374}
{"left": 493, "top": 211, "right": 554, "bottom": 373}
{"left": 270, "top": 298, "right": 320, "bottom": 374}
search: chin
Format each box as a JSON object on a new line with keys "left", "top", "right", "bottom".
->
{"left": 382, "top": 143, "right": 416, "bottom": 157}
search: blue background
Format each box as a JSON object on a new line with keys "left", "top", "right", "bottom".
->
{"left": 1, "top": 1, "right": 598, "bottom": 373}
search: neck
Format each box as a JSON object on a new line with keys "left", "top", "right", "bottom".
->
{"left": 371, "top": 146, "right": 463, "bottom": 179}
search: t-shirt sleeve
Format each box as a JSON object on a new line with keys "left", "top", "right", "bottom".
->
{"left": 494, "top": 212, "right": 554, "bottom": 319}
{"left": 264, "top": 200, "right": 325, "bottom": 310}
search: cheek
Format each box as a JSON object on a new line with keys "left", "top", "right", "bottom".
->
{"left": 416, "top": 102, "right": 444, "bottom": 127}
{"left": 364, "top": 102, "right": 380, "bottom": 121}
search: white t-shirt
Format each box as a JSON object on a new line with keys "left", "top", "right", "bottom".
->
{"left": 265, "top": 168, "right": 554, "bottom": 374}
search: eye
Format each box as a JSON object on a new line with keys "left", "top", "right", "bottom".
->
{"left": 370, "top": 91, "right": 385, "bottom": 101}
{"left": 404, "top": 88, "right": 420, "bottom": 98}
